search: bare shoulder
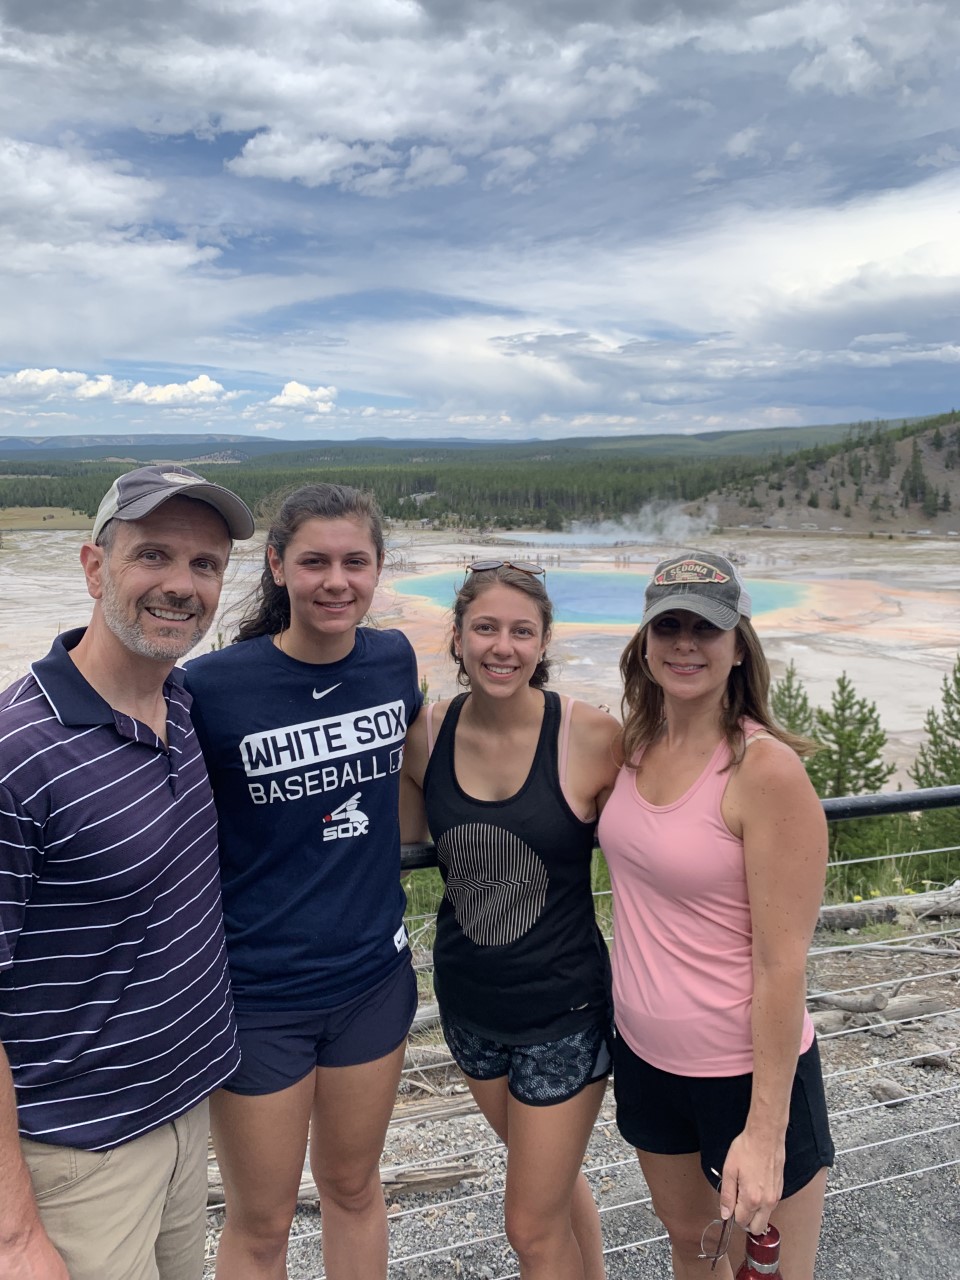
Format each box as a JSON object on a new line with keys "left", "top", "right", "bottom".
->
{"left": 738, "top": 733, "right": 813, "bottom": 791}
{"left": 564, "top": 697, "right": 621, "bottom": 800}
{"left": 566, "top": 695, "right": 621, "bottom": 747}
{"left": 729, "top": 734, "right": 824, "bottom": 833}
{"left": 404, "top": 698, "right": 452, "bottom": 784}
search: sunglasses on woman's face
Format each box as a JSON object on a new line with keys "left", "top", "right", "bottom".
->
{"left": 466, "top": 559, "right": 545, "bottom": 578}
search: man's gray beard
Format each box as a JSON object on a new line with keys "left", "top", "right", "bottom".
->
{"left": 100, "top": 573, "right": 208, "bottom": 662}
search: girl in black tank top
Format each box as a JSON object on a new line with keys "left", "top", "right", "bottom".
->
{"left": 401, "top": 563, "right": 620, "bottom": 1280}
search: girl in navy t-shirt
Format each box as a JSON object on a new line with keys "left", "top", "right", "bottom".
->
{"left": 186, "top": 483, "right": 421, "bottom": 1279}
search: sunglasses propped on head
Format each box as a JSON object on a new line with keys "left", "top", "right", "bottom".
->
{"left": 466, "top": 559, "right": 545, "bottom": 579}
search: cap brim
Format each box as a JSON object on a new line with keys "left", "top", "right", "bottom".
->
{"left": 103, "top": 485, "right": 255, "bottom": 540}
{"left": 640, "top": 594, "right": 741, "bottom": 630}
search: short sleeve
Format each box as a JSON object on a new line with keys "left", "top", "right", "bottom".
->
{"left": 0, "top": 783, "right": 42, "bottom": 970}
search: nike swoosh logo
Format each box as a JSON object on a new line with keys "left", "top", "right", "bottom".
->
{"left": 312, "top": 684, "right": 341, "bottom": 701}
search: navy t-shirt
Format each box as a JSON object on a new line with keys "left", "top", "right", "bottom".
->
{"left": 185, "top": 629, "right": 421, "bottom": 1009}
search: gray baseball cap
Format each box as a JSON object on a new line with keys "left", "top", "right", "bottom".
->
{"left": 92, "top": 465, "right": 255, "bottom": 542}
{"left": 641, "top": 551, "right": 752, "bottom": 631}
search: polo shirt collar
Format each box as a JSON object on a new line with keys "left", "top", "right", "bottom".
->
{"left": 30, "top": 628, "right": 185, "bottom": 729}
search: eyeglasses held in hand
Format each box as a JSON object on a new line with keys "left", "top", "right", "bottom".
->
{"left": 700, "top": 1168, "right": 734, "bottom": 1271}
{"left": 699, "top": 1215, "right": 735, "bottom": 1271}
{"left": 466, "top": 559, "right": 545, "bottom": 578}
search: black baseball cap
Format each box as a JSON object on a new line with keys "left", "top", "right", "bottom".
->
{"left": 92, "top": 465, "right": 255, "bottom": 542}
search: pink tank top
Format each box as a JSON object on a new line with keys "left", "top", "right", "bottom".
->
{"left": 597, "top": 725, "right": 815, "bottom": 1076}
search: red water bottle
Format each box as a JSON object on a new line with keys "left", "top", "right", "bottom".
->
{"left": 735, "top": 1225, "right": 783, "bottom": 1278}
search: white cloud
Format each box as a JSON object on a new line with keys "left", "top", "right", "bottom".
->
{"left": 851, "top": 332, "right": 910, "bottom": 346}
{"left": 788, "top": 40, "right": 888, "bottom": 96}
{"left": 122, "top": 374, "right": 227, "bottom": 405}
{"left": 267, "top": 381, "right": 338, "bottom": 411}
{"left": 0, "top": 137, "right": 159, "bottom": 239}
{"left": 74, "top": 375, "right": 123, "bottom": 399}
{"left": 0, "top": 0, "right": 958, "bottom": 438}
{"left": 917, "top": 143, "right": 960, "bottom": 169}
{"left": 725, "top": 125, "right": 762, "bottom": 159}
{"left": 0, "top": 368, "right": 87, "bottom": 398}
{"left": 0, "top": 369, "right": 229, "bottom": 407}
{"left": 226, "top": 132, "right": 399, "bottom": 189}
{"left": 548, "top": 123, "right": 597, "bottom": 161}
{"left": 482, "top": 146, "right": 538, "bottom": 189}
{"left": 403, "top": 145, "right": 467, "bottom": 188}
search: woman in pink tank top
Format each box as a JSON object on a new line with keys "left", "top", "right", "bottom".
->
{"left": 597, "top": 551, "right": 833, "bottom": 1279}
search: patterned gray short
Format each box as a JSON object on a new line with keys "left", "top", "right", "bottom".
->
{"left": 440, "top": 1010, "right": 613, "bottom": 1106}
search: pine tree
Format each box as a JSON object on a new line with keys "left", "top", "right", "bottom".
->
{"left": 807, "top": 674, "right": 894, "bottom": 798}
{"left": 771, "top": 661, "right": 814, "bottom": 737}
{"left": 910, "top": 655, "right": 960, "bottom": 886}
{"left": 807, "top": 673, "right": 896, "bottom": 866}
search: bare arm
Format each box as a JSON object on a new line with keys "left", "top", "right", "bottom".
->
{"left": 719, "top": 739, "right": 828, "bottom": 1233}
{"left": 0, "top": 1043, "right": 69, "bottom": 1279}
{"left": 399, "top": 707, "right": 437, "bottom": 846}
{"left": 561, "top": 699, "right": 621, "bottom": 820}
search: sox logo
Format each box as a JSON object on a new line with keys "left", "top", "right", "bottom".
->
{"left": 323, "top": 792, "right": 369, "bottom": 841}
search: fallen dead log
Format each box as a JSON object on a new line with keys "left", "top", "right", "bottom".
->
{"left": 411, "top": 1000, "right": 440, "bottom": 1033}
{"left": 208, "top": 1156, "right": 484, "bottom": 1206}
{"left": 810, "top": 990, "right": 889, "bottom": 1014}
{"left": 810, "top": 993, "right": 952, "bottom": 1039}
{"left": 818, "top": 886, "right": 960, "bottom": 930}
{"left": 810, "top": 1009, "right": 846, "bottom": 1035}
{"left": 871, "top": 992, "right": 949, "bottom": 1022}
{"left": 817, "top": 902, "right": 896, "bottom": 930}
{"left": 847, "top": 993, "right": 950, "bottom": 1037}
{"left": 382, "top": 1162, "right": 484, "bottom": 1197}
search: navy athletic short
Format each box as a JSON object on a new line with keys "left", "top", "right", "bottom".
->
{"left": 613, "top": 1033, "right": 835, "bottom": 1198}
{"left": 441, "top": 1011, "right": 613, "bottom": 1107}
{"left": 225, "top": 958, "right": 418, "bottom": 1096}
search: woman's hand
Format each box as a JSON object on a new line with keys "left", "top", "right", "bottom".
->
{"left": 719, "top": 1126, "right": 785, "bottom": 1235}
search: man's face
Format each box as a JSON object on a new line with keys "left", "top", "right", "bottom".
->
{"left": 86, "top": 497, "right": 231, "bottom": 663}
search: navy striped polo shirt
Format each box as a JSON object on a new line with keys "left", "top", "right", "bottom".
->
{"left": 0, "top": 629, "right": 239, "bottom": 1151}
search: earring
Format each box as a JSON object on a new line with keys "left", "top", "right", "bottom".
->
{"left": 734, "top": 660, "right": 742, "bottom": 666}
{"left": 643, "top": 652, "right": 649, "bottom": 660}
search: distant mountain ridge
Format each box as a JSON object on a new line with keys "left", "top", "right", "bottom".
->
{"left": 0, "top": 421, "right": 883, "bottom": 463}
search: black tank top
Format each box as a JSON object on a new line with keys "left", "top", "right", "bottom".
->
{"left": 424, "top": 690, "right": 611, "bottom": 1043}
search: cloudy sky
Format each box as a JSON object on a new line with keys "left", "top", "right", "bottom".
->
{"left": 1, "top": 0, "right": 958, "bottom": 441}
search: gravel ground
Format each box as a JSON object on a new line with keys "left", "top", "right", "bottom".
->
{"left": 204, "top": 922, "right": 960, "bottom": 1279}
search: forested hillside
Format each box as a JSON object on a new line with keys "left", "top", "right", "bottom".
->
{"left": 1, "top": 411, "right": 957, "bottom": 532}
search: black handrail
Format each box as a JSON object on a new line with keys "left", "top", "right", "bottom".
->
{"left": 399, "top": 785, "right": 960, "bottom": 871}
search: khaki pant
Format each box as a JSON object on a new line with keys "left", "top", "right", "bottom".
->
{"left": 21, "top": 1100, "right": 210, "bottom": 1280}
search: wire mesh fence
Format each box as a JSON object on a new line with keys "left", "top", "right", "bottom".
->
{"left": 204, "top": 785, "right": 960, "bottom": 1277}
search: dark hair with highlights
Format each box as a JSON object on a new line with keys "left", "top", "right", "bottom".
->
{"left": 619, "top": 617, "right": 816, "bottom": 766}
{"left": 450, "top": 566, "right": 554, "bottom": 689}
{"left": 236, "top": 483, "right": 385, "bottom": 643}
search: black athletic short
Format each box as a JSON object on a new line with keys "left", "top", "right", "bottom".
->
{"left": 225, "top": 959, "right": 417, "bottom": 1096}
{"left": 441, "top": 1011, "right": 613, "bottom": 1107}
{"left": 613, "top": 1032, "right": 835, "bottom": 1198}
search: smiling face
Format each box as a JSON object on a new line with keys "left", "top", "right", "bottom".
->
{"left": 84, "top": 497, "right": 231, "bottom": 663}
{"left": 454, "top": 581, "right": 550, "bottom": 697}
{"left": 267, "top": 515, "right": 383, "bottom": 662}
{"left": 643, "top": 608, "right": 742, "bottom": 705}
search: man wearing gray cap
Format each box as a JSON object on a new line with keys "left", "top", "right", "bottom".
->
{"left": 0, "top": 466, "right": 254, "bottom": 1279}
